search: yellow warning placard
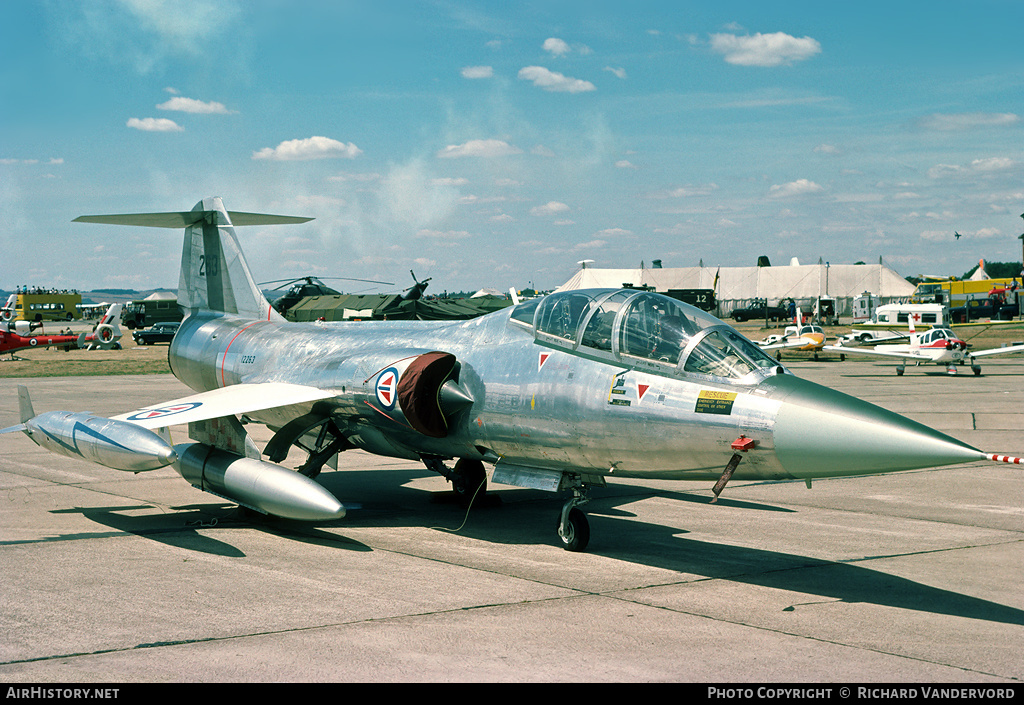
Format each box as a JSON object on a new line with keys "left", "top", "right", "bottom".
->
{"left": 695, "top": 390, "right": 737, "bottom": 415}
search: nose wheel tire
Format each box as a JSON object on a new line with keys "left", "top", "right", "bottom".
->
{"left": 557, "top": 507, "right": 590, "bottom": 552}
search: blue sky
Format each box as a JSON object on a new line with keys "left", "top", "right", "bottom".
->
{"left": 2, "top": 1, "right": 1022, "bottom": 294}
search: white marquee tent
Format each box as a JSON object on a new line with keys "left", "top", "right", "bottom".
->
{"left": 556, "top": 261, "right": 916, "bottom": 317}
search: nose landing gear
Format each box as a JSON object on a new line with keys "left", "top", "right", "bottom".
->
{"left": 557, "top": 479, "right": 592, "bottom": 552}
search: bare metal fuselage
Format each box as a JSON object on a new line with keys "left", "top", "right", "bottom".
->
{"left": 169, "top": 310, "right": 792, "bottom": 484}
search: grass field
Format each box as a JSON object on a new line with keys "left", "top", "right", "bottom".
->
{"left": 1, "top": 342, "right": 171, "bottom": 378}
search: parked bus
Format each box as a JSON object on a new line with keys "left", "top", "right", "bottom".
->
{"left": 2, "top": 291, "right": 82, "bottom": 322}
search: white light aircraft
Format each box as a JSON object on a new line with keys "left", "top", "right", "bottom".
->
{"left": 824, "top": 314, "right": 1024, "bottom": 375}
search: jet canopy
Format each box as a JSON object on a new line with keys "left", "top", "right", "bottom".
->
{"left": 510, "top": 289, "right": 784, "bottom": 383}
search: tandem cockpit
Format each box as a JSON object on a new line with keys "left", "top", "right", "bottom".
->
{"left": 509, "top": 289, "right": 787, "bottom": 384}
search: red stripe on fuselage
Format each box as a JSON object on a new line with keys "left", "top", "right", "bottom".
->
{"left": 220, "top": 321, "right": 259, "bottom": 388}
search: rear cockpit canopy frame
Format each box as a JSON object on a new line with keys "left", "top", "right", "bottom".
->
{"left": 510, "top": 289, "right": 785, "bottom": 384}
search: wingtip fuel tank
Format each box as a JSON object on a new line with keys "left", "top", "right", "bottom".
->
{"left": 22, "top": 411, "right": 178, "bottom": 473}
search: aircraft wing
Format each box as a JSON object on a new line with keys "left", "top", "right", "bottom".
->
{"left": 111, "top": 382, "right": 336, "bottom": 429}
{"left": 759, "top": 339, "right": 807, "bottom": 351}
{"left": 856, "top": 333, "right": 910, "bottom": 345}
{"left": 822, "top": 345, "right": 934, "bottom": 361}
{"left": 967, "top": 343, "right": 1024, "bottom": 359}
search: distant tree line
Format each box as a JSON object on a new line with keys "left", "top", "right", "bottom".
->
{"left": 960, "top": 261, "right": 1023, "bottom": 280}
{"left": 905, "top": 261, "right": 1022, "bottom": 285}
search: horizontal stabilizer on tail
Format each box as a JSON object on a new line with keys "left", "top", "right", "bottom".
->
{"left": 74, "top": 211, "right": 313, "bottom": 228}
{"left": 75, "top": 198, "right": 313, "bottom": 319}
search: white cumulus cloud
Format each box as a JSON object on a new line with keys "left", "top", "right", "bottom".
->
{"left": 252, "top": 136, "right": 362, "bottom": 161}
{"left": 436, "top": 139, "right": 522, "bottom": 158}
{"left": 461, "top": 65, "right": 493, "bottom": 79}
{"left": 768, "top": 179, "right": 824, "bottom": 198}
{"left": 917, "top": 112, "right": 1020, "bottom": 131}
{"left": 928, "top": 157, "right": 1015, "bottom": 179}
{"left": 709, "top": 32, "right": 821, "bottom": 67}
{"left": 126, "top": 117, "right": 183, "bottom": 132}
{"left": 518, "top": 66, "right": 596, "bottom": 93}
{"left": 970, "top": 157, "right": 1014, "bottom": 171}
{"left": 543, "top": 38, "right": 570, "bottom": 56}
{"left": 157, "top": 96, "right": 235, "bottom": 114}
{"left": 530, "top": 201, "right": 570, "bottom": 216}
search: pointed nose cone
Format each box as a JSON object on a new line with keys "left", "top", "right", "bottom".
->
{"left": 439, "top": 379, "right": 475, "bottom": 415}
{"left": 765, "top": 375, "right": 988, "bottom": 479}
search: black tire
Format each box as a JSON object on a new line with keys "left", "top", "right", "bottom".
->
{"left": 451, "top": 459, "right": 486, "bottom": 507}
{"left": 557, "top": 507, "right": 590, "bottom": 552}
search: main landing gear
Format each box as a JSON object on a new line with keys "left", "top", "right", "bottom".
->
{"left": 422, "top": 456, "right": 487, "bottom": 506}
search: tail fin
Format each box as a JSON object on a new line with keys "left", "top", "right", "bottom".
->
{"left": 97, "top": 303, "right": 121, "bottom": 327}
{"left": 74, "top": 198, "right": 312, "bottom": 321}
{"left": 18, "top": 385, "right": 34, "bottom": 423}
{"left": 84, "top": 303, "right": 123, "bottom": 349}
{"left": 0, "top": 385, "right": 32, "bottom": 435}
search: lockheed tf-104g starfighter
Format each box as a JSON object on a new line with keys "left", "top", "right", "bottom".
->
{"left": 3, "top": 198, "right": 1021, "bottom": 551}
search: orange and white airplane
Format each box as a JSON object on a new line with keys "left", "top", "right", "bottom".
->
{"left": 757, "top": 308, "right": 826, "bottom": 359}
{"left": 825, "top": 312, "right": 1024, "bottom": 375}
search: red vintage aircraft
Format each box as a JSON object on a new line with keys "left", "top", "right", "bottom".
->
{"left": 0, "top": 321, "right": 79, "bottom": 356}
{"left": 1, "top": 303, "right": 124, "bottom": 356}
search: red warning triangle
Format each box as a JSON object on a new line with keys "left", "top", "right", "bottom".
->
{"left": 538, "top": 352, "right": 550, "bottom": 371}
{"left": 638, "top": 384, "right": 650, "bottom": 402}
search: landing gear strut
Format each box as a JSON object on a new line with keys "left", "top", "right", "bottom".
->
{"left": 557, "top": 478, "right": 591, "bottom": 552}
{"left": 295, "top": 421, "right": 351, "bottom": 478}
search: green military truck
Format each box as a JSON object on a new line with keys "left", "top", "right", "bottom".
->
{"left": 121, "top": 296, "right": 182, "bottom": 329}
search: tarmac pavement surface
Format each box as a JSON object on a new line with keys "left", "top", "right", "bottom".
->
{"left": 0, "top": 356, "right": 1021, "bottom": 683}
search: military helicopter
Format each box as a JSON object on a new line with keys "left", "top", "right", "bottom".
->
{"left": 262, "top": 276, "right": 394, "bottom": 316}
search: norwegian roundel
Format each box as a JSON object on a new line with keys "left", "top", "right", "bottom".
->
{"left": 127, "top": 401, "right": 202, "bottom": 422}
{"left": 375, "top": 367, "right": 400, "bottom": 410}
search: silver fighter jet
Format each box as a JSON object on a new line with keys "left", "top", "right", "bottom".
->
{"left": 4, "top": 198, "right": 1021, "bottom": 551}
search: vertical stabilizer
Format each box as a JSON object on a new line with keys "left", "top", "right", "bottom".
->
{"left": 178, "top": 198, "right": 280, "bottom": 320}
{"left": 18, "top": 385, "right": 35, "bottom": 423}
{"left": 74, "top": 198, "right": 313, "bottom": 321}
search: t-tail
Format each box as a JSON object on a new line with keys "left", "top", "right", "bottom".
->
{"left": 74, "top": 197, "right": 313, "bottom": 321}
